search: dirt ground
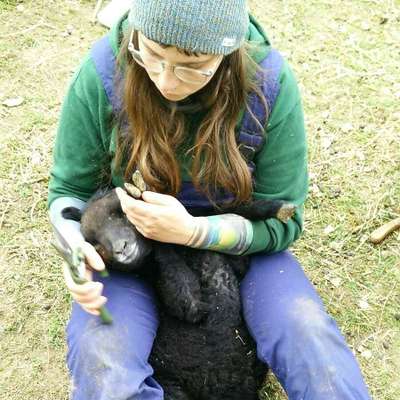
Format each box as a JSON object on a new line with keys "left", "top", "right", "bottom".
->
{"left": 0, "top": 0, "right": 399, "bottom": 399}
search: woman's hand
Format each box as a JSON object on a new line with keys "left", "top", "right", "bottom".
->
{"left": 116, "top": 188, "right": 196, "bottom": 245}
{"left": 62, "top": 241, "right": 107, "bottom": 316}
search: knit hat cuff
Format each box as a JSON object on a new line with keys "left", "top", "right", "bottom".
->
{"left": 129, "top": 0, "right": 249, "bottom": 55}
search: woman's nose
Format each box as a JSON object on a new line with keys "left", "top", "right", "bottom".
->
{"left": 157, "top": 67, "right": 181, "bottom": 93}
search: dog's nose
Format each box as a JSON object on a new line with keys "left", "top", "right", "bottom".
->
{"left": 113, "top": 239, "right": 128, "bottom": 255}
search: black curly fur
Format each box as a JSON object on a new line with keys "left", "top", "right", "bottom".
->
{"left": 63, "top": 189, "right": 295, "bottom": 399}
{"left": 149, "top": 245, "right": 266, "bottom": 400}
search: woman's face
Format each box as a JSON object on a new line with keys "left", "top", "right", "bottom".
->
{"left": 138, "top": 32, "right": 223, "bottom": 101}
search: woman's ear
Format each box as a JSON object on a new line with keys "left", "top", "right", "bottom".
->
{"left": 61, "top": 207, "right": 83, "bottom": 222}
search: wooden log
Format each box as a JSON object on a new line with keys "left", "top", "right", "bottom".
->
{"left": 370, "top": 217, "right": 400, "bottom": 244}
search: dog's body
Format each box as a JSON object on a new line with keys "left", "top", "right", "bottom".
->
{"left": 62, "top": 188, "right": 295, "bottom": 399}
{"left": 149, "top": 245, "right": 265, "bottom": 400}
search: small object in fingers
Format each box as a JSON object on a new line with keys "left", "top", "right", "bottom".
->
{"left": 132, "top": 170, "right": 147, "bottom": 192}
{"left": 124, "top": 182, "right": 142, "bottom": 199}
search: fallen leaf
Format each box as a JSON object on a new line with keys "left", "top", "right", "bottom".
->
{"left": 310, "top": 183, "right": 323, "bottom": 197}
{"left": 329, "top": 241, "right": 343, "bottom": 251}
{"left": 329, "top": 277, "right": 342, "bottom": 287}
{"left": 358, "top": 299, "right": 369, "bottom": 310}
{"left": 321, "top": 136, "right": 334, "bottom": 149}
{"left": 361, "top": 349, "right": 372, "bottom": 359}
{"left": 321, "top": 110, "right": 330, "bottom": 119}
{"left": 323, "top": 225, "right": 335, "bottom": 235}
{"left": 31, "top": 151, "right": 42, "bottom": 165}
{"left": 361, "top": 21, "right": 371, "bottom": 31}
{"left": 309, "top": 171, "right": 318, "bottom": 182}
{"left": 2, "top": 97, "right": 24, "bottom": 107}
{"left": 328, "top": 188, "right": 342, "bottom": 199}
{"left": 341, "top": 122, "right": 353, "bottom": 133}
{"left": 355, "top": 150, "right": 365, "bottom": 161}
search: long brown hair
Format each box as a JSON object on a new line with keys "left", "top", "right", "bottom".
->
{"left": 114, "top": 29, "right": 268, "bottom": 207}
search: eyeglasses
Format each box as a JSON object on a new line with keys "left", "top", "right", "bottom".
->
{"left": 127, "top": 30, "right": 222, "bottom": 85}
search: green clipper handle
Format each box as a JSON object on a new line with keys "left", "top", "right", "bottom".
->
{"left": 70, "top": 248, "right": 113, "bottom": 325}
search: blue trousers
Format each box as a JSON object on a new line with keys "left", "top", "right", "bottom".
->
{"left": 66, "top": 251, "right": 371, "bottom": 399}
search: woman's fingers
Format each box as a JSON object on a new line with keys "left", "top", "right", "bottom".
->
{"left": 61, "top": 241, "right": 109, "bottom": 318}
{"left": 81, "top": 241, "right": 105, "bottom": 272}
{"left": 116, "top": 187, "right": 159, "bottom": 217}
{"left": 84, "top": 267, "right": 93, "bottom": 281}
{"left": 62, "top": 263, "right": 106, "bottom": 316}
{"left": 82, "top": 308, "right": 100, "bottom": 316}
{"left": 141, "top": 191, "right": 177, "bottom": 206}
{"left": 71, "top": 286, "right": 104, "bottom": 303}
{"left": 75, "top": 296, "right": 108, "bottom": 311}
{"left": 62, "top": 263, "right": 102, "bottom": 294}
{"left": 81, "top": 305, "right": 100, "bottom": 316}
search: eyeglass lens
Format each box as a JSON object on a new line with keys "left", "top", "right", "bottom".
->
{"left": 131, "top": 50, "right": 209, "bottom": 84}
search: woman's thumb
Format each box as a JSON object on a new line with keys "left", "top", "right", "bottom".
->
{"left": 81, "top": 242, "right": 105, "bottom": 271}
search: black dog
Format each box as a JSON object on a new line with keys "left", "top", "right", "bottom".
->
{"left": 62, "top": 188, "right": 295, "bottom": 400}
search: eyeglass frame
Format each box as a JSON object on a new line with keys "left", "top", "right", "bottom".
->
{"left": 127, "top": 29, "right": 223, "bottom": 84}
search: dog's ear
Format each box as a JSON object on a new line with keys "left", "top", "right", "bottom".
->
{"left": 61, "top": 207, "right": 83, "bottom": 222}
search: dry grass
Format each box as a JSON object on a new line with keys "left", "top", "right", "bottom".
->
{"left": 0, "top": 0, "right": 399, "bottom": 399}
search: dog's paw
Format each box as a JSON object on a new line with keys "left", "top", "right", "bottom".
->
{"left": 276, "top": 203, "right": 296, "bottom": 223}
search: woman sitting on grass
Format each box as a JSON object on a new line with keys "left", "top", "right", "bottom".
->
{"left": 48, "top": 0, "right": 371, "bottom": 398}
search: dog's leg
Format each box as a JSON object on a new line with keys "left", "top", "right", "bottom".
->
{"left": 224, "top": 199, "right": 296, "bottom": 222}
{"left": 196, "top": 251, "right": 243, "bottom": 326}
{"left": 154, "top": 244, "right": 209, "bottom": 323}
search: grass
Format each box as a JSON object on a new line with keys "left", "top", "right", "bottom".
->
{"left": 0, "top": 0, "right": 399, "bottom": 399}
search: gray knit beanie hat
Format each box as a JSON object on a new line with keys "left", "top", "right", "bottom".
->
{"left": 128, "top": 0, "right": 249, "bottom": 55}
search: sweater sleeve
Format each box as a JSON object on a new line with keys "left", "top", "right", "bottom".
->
{"left": 243, "top": 60, "right": 308, "bottom": 255}
{"left": 47, "top": 54, "right": 113, "bottom": 207}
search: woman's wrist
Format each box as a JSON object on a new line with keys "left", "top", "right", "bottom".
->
{"left": 185, "top": 214, "right": 254, "bottom": 255}
{"left": 185, "top": 217, "right": 208, "bottom": 247}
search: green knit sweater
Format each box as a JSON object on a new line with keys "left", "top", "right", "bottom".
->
{"left": 48, "top": 15, "right": 308, "bottom": 255}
